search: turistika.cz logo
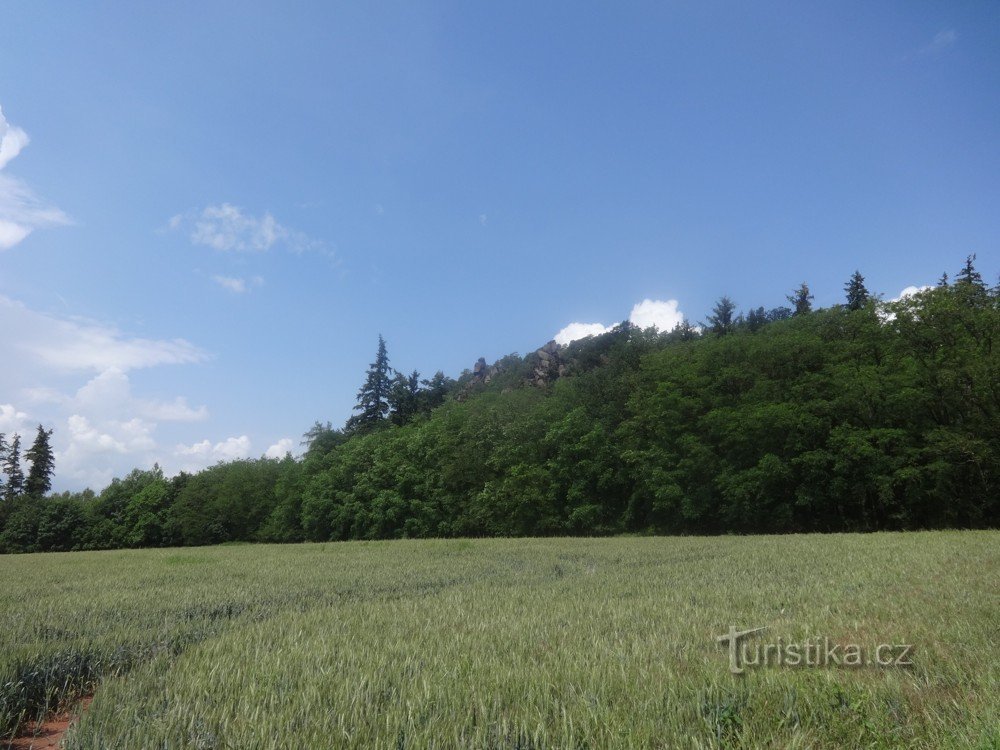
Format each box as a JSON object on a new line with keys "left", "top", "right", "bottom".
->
{"left": 716, "top": 626, "right": 914, "bottom": 675}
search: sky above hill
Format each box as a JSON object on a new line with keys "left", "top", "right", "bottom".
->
{"left": 1, "top": 2, "right": 998, "bottom": 490}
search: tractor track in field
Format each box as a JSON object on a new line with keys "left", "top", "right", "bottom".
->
{"left": 4, "top": 696, "right": 92, "bottom": 750}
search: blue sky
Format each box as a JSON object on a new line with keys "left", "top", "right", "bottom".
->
{"left": 1, "top": 2, "right": 997, "bottom": 490}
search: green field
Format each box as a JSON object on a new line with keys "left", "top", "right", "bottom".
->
{"left": 1, "top": 532, "right": 997, "bottom": 749}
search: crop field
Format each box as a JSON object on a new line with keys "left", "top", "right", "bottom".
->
{"left": 1, "top": 532, "right": 997, "bottom": 749}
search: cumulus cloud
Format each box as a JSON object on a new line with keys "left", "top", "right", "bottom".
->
{"left": 175, "top": 435, "right": 252, "bottom": 462}
{"left": 264, "top": 437, "right": 295, "bottom": 459}
{"left": 0, "top": 403, "right": 31, "bottom": 435}
{"left": 628, "top": 298, "right": 685, "bottom": 332}
{"left": 55, "top": 414, "right": 159, "bottom": 489}
{"left": 890, "top": 285, "right": 932, "bottom": 303}
{"left": 171, "top": 203, "right": 319, "bottom": 254}
{"left": 73, "top": 368, "right": 208, "bottom": 422}
{"left": 554, "top": 322, "right": 611, "bottom": 346}
{"left": 212, "top": 275, "right": 264, "bottom": 294}
{"left": 0, "top": 294, "right": 207, "bottom": 372}
{"left": 0, "top": 106, "right": 70, "bottom": 250}
{"left": 554, "top": 298, "right": 687, "bottom": 345}
{"left": 66, "top": 414, "right": 155, "bottom": 455}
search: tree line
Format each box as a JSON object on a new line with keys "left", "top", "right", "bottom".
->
{"left": 1, "top": 258, "right": 996, "bottom": 552}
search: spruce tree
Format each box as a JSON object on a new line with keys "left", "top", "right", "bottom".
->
{"left": 25, "top": 424, "right": 55, "bottom": 498}
{"left": 0, "top": 433, "right": 6, "bottom": 498}
{"left": 3, "top": 433, "right": 24, "bottom": 501}
{"left": 844, "top": 271, "right": 869, "bottom": 310}
{"left": 956, "top": 254, "right": 985, "bottom": 290}
{"left": 788, "top": 283, "right": 814, "bottom": 315}
{"left": 705, "top": 297, "right": 737, "bottom": 336}
{"left": 346, "top": 335, "right": 392, "bottom": 432}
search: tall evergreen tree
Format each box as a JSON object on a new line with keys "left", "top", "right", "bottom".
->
{"left": 956, "top": 254, "right": 985, "bottom": 290}
{"left": 0, "top": 433, "right": 6, "bottom": 498}
{"left": 25, "top": 425, "right": 55, "bottom": 498}
{"left": 844, "top": 271, "right": 870, "bottom": 310}
{"left": 3, "top": 434, "right": 24, "bottom": 501}
{"left": 705, "top": 296, "right": 737, "bottom": 336}
{"left": 788, "top": 282, "right": 814, "bottom": 315}
{"left": 346, "top": 335, "right": 392, "bottom": 432}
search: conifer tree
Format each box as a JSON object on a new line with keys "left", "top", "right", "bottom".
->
{"left": 844, "top": 271, "right": 869, "bottom": 310}
{"left": 956, "top": 254, "right": 985, "bottom": 290}
{"left": 705, "top": 297, "right": 737, "bottom": 336}
{"left": 788, "top": 283, "right": 814, "bottom": 315}
{"left": 3, "top": 434, "right": 24, "bottom": 501}
{"left": 346, "top": 335, "right": 392, "bottom": 432}
{"left": 25, "top": 424, "right": 56, "bottom": 498}
{"left": 0, "top": 433, "right": 6, "bottom": 498}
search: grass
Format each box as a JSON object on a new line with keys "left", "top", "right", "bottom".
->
{"left": 1, "top": 532, "right": 997, "bottom": 748}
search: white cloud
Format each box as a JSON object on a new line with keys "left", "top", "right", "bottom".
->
{"left": 554, "top": 322, "right": 611, "bottom": 346}
{"left": 65, "top": 414, "right": 155, "bottom": 455}
{"left": 264, "top": 437, "right": 294, "bottom": 459}
{"left": 920, "top": 29, "right": 958, "bottom": 56}
{"left": 0, "top": 106, "right": 70, "bottom": 250}
{"left": 0, "top": 107, "right": 29, "bottom": 170}
{"left": 172, "top": 203, "right": 319, "bottom": 254}
{"left": 0, "top": 294, "right": 208, "bottom": 372}
{"left": 74, "top": 368, "right": 207, "bottom": 423}
{"left": 0, "top": 403, "right": 31, "bottom": 435}
{"left": 628, "top": 298, "right": 684, "bottom": 332}
{"left": 56, "top": 414, "right": 159, "bottom": 488}
{"left": 175, "top": 435, "right": 252, "bottom": 463}
{"left": 890, "top": 285, "right": 931, "bottom": 302}
{"left": 0, "top": 295, "right": 216, "bottom": 490}
{"left": 212, "top": 274, "right": 264, "bottom": 293}
{"left": 554, "top": 298, "right": 687, "bottom": 345}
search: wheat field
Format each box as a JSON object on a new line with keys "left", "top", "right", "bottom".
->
{"left": 1, "top": 532, "right": 997, "bottom": 749}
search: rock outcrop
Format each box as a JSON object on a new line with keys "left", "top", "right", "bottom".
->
{"left": 530, "top": 340, "right": 567, "bottom": 386}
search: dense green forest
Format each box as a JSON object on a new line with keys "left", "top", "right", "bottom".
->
{"left": 1, "top": 260, "right": 997, "bottom": 553}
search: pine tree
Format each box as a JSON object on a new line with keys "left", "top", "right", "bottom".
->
{"left": 3, "top": 433, "right": 24, "bottom": 501}
{"left": 346, "top": 335, "right": 392, "bottom": 432}
{"left": 787, "top": 283, "right": 814, "bottom": 315}
{"left": 705, "top": 297, "right": 737, "bottom": 336}
{"left": 25, "top": 425, "right": 56, "bottom": 498}
{"left": 937, "top": 271, "right": 949, "bottom": 287}
{"left": 844, "top": 271, "right": 869, "bottom": 311}
{"left": 955, "top": 254, "right": 985, "bottom": 290}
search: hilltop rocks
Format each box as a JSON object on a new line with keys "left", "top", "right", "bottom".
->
{"left": 531, "top": 340, "right": 567, "bottom": 386}
{"left": 457, "top": 341, "right": 568, "bottom": 401}
{"left": 472, "top": 357, "right": 500, "bottom": 384}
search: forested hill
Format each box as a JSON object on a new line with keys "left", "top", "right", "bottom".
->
{"left": 1, "top": 264, "right": 997, "bottom": 552}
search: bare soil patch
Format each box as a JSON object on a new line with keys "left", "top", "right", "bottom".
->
{"left": 6, "top": 697, "right": 92, "bottom": 750}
